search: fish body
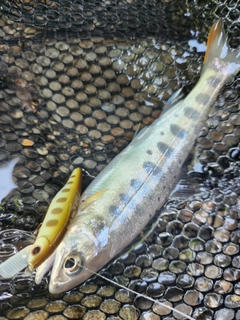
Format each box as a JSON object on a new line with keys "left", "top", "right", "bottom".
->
{"left": 49, "top": 19, "right": 240, "bottom": 293}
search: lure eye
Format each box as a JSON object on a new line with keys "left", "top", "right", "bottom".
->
{"left": 64, "top": 253, "right": 85, "bottom": 275}
{"left": 32, "top": 246, "right": 41, "bottom": 255}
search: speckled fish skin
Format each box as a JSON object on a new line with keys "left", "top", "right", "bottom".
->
{"left": 49, "top": 19, "right": 240, "bottom": 293}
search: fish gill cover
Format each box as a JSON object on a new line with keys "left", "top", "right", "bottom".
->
{"left": 0, "top": 0, "right": 240, "bottom": 319}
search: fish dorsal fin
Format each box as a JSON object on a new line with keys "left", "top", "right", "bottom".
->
{"left": 80, "top": 188, "right": 109, "bottom": 211}
{"left": 161, "top": 88, "right": 184, "bottom": 115}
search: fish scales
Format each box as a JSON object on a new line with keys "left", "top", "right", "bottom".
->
{"left": 48, "top": 19, "right": 240, "bottom": 293}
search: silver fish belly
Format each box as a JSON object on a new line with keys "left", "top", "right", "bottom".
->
{"left": 49, "top": 19, "right": 240, "bottom": 293}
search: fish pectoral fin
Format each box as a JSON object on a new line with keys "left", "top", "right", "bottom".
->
{"left": 80, "top": 188, "right": 109, "bottom": 211}
{"left": 161, "top": 88, "right": 184, "bottom": 115}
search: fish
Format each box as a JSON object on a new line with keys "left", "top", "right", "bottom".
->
{"left": 0, "top": 168, "right": 82, "bottom": 277}
{"left": 0, "top": 157, "right": 19, "bottom": 203}
{"left": 47, "top": 19, "right": 240, "bottom": 293}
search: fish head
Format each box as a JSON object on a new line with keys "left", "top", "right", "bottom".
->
{"left": 49, "top": 219, "right": 109, "bottom": 293}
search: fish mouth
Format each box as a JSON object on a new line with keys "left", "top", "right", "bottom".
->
{"left": 49, "top": 265, "right": 74, "bottom": 293}
{"left": 49, "top": 277, "right": 68, "bottom": 294}
{"left": 49, "top": 268, "right": 94, "bottom": 293}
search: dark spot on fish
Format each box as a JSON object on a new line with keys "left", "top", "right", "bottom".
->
{"left": 135, "top": 204, "right": 144, "bottom": 216}
{"left": 143, "top": 161, "right": 161, "bottom": 176}
{"left": 158, "top": 197, "right": 160, "bottom": 202}
{"left": 157, "top": 142, "right": 174, "bottom": 157}
{"left": 170, "top": 124, "right": 187, "bottom": 139}
{"left": 153, "top": 166, "right": 161, "bottom": 176}
{"left": 207, "top": 76, "right": 221, "bottom": 88}
{"left": 51, "top": 207, "right": 63, "bottom": 214}
{"left": 109, "top": 205, "right": 122, "bottom": 217}
{"left": 147, "top": 149, "right": 153, "bottom": 155}
{"left": 62, "top": 188, "right": 70, "bottom": 193}
{"left": 143, "top": 161, "right": 155, "bottom": 174}
{"left": 196, "top": 93, "right": 210, "bottom": 106}
{"left": 160, "top": 131, "right": 165, "bottom": 135}
{"left": 183, "top": 107, "right": 200, "bottom": 120}
{"left": 130, "top": 179, "right": 142, "bottom": 189}
{"left": 119, "top": 193, "right": 131, "bottom": 204}
{"left": 67, "top": 181, "right": 73, "bottom": 184}
{"left": 46, "top": 219, "right": 58, "bottom": 227}
{"left": 92, "top": 217, "right": 106, "bottom": 232}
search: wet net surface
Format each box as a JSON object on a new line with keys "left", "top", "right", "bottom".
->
{"left": 0, "top": 0, "right": 240, "bottom": 319}
{"left": 1, "top": 0, "right": 237, "bottom": 40}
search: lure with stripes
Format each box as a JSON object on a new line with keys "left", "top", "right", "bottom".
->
{"left": 28, "top": 168, "right": 82, "bottom": 269}
{"left": 0, "top": 168, "right": 82, "bottom": 278}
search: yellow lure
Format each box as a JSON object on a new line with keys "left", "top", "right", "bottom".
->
{"left": 28, "top": 168, "right": 82, "bottom": 269}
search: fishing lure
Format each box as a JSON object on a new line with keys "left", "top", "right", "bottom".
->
{"left": 0, "top": 168, "right": 82, "bottom": 277}
{"left": 28, "top": 167, "right": 82, "bottom": 269}
{"left": 47, "top": 19, "right": 240, "bottom": 294}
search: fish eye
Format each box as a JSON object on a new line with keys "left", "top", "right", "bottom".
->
{"left": 64, "top": 253, "right": 85, "bottom": 275}
{"left": 65, "top": 257, "right": 75, "bottom": 269}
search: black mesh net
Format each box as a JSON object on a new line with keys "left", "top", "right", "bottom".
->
{"left": 0, "top": 0, "right": 239, "bottom": 41}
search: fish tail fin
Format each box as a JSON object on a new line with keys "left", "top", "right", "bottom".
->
{"left": 203, "top": 19, "right": 240, "bottom": 78}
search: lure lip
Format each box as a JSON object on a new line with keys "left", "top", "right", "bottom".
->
{"left": 0, "top": 244, "right": 34, "bottom": 279}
